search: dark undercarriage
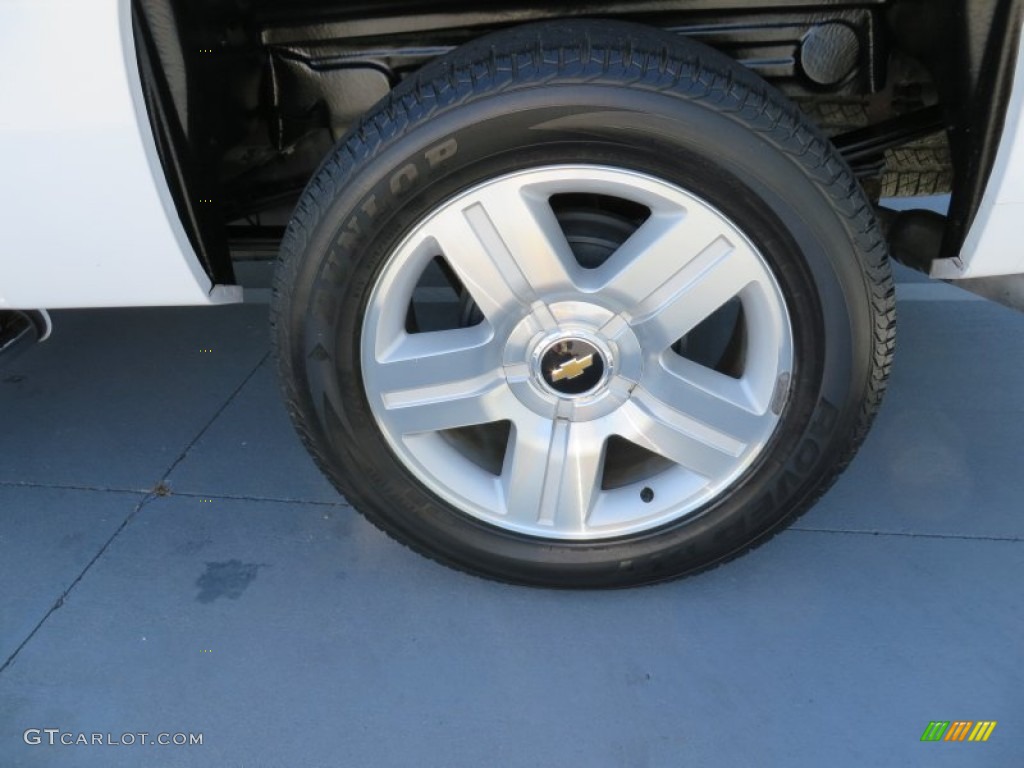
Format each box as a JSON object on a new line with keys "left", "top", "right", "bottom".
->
{"left": 133, "top": 0, "right": 1022, "bottom": 284}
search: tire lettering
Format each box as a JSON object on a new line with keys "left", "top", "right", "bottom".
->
{"left": 361, "top": 194, "right": 379, "bottom": 218}
{"left": 313, "top": 290, "right": 338, "bottom": 324}
{"left": 335, "top": 227, "right": 359, "bottom": 250}
{"left": 389, "top": 163, "right": 419, "bottom": 195}
{"left": 748, "top": 397, "right": 839, "bottom": 513}
{"left": 809, "top": 398, "right": 839, "bottom": 438}
{"left": 774, "top": 469, "right": 802, "bottom": 500}
{"left": 424, "top": 138, "right": 458, "bottom": 168}
{"left": 749, "top": 493, "right": 775, "bottom": 520}
{"left": 321, "top": 251, "right": 343, "bottom": 279}
{"left": 794, "top": 438, "right": 820, "bottom": 473}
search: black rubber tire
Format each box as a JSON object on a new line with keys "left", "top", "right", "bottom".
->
{"left": 271, "top": 19, "right": 896, "bottom": 588}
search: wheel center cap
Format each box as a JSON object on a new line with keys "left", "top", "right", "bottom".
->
{"left": 538, "top": 338, "right": 606, "bottom": 396}
{"left": 503, "top": 302, "right": 640, "bottom": 421}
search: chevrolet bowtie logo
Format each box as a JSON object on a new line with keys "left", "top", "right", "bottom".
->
{"left": 550, "top": 354, "right": 595, "bottom": 382}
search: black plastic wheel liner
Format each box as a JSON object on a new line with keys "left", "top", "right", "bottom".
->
{"left": 132, "top": 0, "right": 234, "bottom": 286}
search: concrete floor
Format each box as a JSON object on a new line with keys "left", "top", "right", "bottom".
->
{"left": 1, "top": 269, "right": 1022, "bottom": 766}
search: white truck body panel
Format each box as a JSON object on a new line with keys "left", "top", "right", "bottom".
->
{"left": 932, "top": 25, "right": 1024, "bottom": 280}
{"left": 0, "top": 0, "right": 241, "bottom": 310}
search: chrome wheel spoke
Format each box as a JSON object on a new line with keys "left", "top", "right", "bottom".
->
{"left": 618, "top": 362, "right": 777, "bottom": 478}
{"left": 373, "top": 328, "right": 511, "bottom": 434}
{"left": 502, "top": 417, "right": 605, "bottom": 533}
{"left": 384, "top": 383, "right": 512, "bottom": 434}
{"left": 599, "top": 211, "right": 764, "bottom": 352}
{"left": 644, "top": 358, "right": 772, "bottom": 448}
{"left": 431, "top": 180, "right": 578, "bottom": 320}
{"left": 608, "top": 396, "right": 737, "bottom": 479}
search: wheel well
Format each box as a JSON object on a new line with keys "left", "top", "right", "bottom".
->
{"left": 132, "top": 0, "right": 1022, "bottom": 277}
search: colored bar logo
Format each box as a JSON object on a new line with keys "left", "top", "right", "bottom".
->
{"left": 921, "top": 721, "right": 997, "bottom": 742}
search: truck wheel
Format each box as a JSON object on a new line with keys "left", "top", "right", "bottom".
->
{"left": 271, "top": 20, "right": 895, "bottom": 587}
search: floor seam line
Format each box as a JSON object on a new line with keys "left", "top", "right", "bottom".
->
{"left": 158, "top": 352, "right": 271, "bottom": 484}
{"left": 170, "top": 490, "right": 351, "bottom": 508}
{"left": 0, "top": 480, "right": 146, "bottom": 495}
{"left": 789, "top": 527, "right": 1022, "bottom": 542}
{"left": 0, "top": 490, "right": 158, "bottom": 675}
{"left": 0, "top": 352, "right": 269, "bottom": 676}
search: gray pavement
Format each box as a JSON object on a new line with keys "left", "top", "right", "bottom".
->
{"left": 1, "top": 277, "right": 1022, "bottom": 766}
